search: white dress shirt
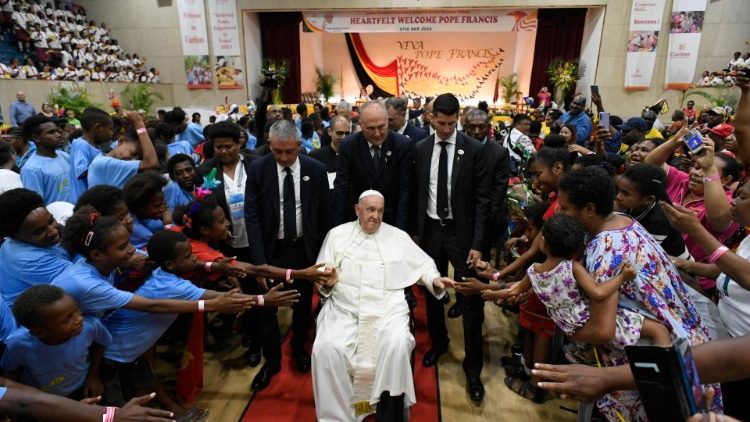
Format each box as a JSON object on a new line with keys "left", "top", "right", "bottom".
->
{"left": 222, "top": 155, "right": 249, "bottom": 248}
{"left": 397, "top": 119, "right": 408, "bottom": 135}
{"left": 277, "top": 157, "right": 303, "bottom": 239}
{"left": 427, "top": 129, "right": 456, "bottom": 220}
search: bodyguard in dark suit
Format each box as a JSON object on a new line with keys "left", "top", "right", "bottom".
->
{"left": 310, "top": 115, "right": 349, "bottom": 175}
{"left": 385, "top": 97, "right": 428, "bottom": 143}
{"left": 245, "top": 120, "right": 332, "bottom": 391}
{"left": 333, "top": 101, "right": 413, "bottom": 230}
{"left": 412, "top": 93, "right": 490, "bottom": 402}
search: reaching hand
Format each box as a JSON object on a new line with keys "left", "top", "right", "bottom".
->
{"left": 687, "top": 387, "right": 739, "bottom": 422}
{"left": 208, "top": 289, "right": 256, "bottom": 313}
{"left": 620, "top": 263, "right": 637, "bottom": 281}
{"left": 83, "top": 376, "right": 104, "bottom": 401}
{"left": 692, "top": 137, "right": 716, "bottom": 170}
{"left": 660, "top": 201, "right": 704, "bottom": 235}
{"left": 128, "top": 253, "right": 153, "bottom": 273}
{"left": 218, "top": 276, "right": 242, "bottom": 291}
{"left": 123, "top": 110, "right": 145, "bottom": 126}
{"left": 532, "top": 363, "right": 612, "bottom": 402}
{"left": 210, "top": 257, "right": 247, "bottom": 279}
{"left": 299, "top": 263, "right": 335, "bottom": 286}
{"left": 432, "top": 276, "right": 453, "bottom": 290}
{"left": 466, "top": 249, "right": 482, "bottom": 267}
{"left": 256, "top": 277, "right": 269, "bottom": 292}
{"left": 80, "top": 396, "right": 101, "bottom": 405}
{"left": 263, "top": 283, "right": 301, "bottom": 307}
{"left": 116, "top": 392, "right": 175, "bottom": 422}
{"left": 568, "top": 144, "right": 592, "bottom": 155}
{"left": 451, "top": 277, "right": 488, "bottom": 296}
{"left": 594, "top": 127, "right": 612, "bottom": 144}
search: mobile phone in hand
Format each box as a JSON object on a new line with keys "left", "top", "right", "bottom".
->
{"left": 590, "top": 85, "right": 600, "bottom": 98}
{"left": 683, "top": 129, "right": 704, "bottom": 153}
{"left": 599, "top": 112, "right": 610, "bottom": 128}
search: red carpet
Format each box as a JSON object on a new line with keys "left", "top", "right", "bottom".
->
{"left": 241, "top": 288, "right": 440, "bottom": 421}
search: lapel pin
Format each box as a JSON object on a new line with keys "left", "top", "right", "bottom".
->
{"left": 457, "top": 149, "right": 464, "bottom": 155}
{"left": 303, "top": 175, "right": 310, "bottom": 181}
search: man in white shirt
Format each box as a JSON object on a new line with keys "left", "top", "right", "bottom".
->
{"left": 312, "top": 190, "right": 450, "bottom": 422}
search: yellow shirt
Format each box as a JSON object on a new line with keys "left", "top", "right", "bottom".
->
{"left": 645, "top": 127, "right": 664, "bottom": 139}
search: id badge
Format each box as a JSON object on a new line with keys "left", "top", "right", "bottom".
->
{"left": 228, "top": 193, "right": 244, "bottom": 221}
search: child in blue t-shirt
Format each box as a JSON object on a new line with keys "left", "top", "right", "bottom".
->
{"left": 164, "top": 154, "right": 199, "bottom": 212}
{"left": 154, "top": 122, "right": 194, "bottom": 159}
{"left": 19, "top": 114, "right": 72, "bottom": 205}
{"left": 51, "top": 206, "right": 257, "bottom": 316}
{"left": 0, "top": 189, "right": 73, "bottom": 307}
{"left": 1, "top": 285, "right": 111, "bottom": 400}
{"left": 87, "top": 111, "right": 158, "bottom": 189}
{"left": 123, "top": 171, "right": 167, "bottom": 250}
{"left": 68, "top": 108, "right": 112, "bottom": 203}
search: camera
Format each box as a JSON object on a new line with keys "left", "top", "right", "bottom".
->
{"left": 260, "top": 68, "right": 287, "bottom": 89}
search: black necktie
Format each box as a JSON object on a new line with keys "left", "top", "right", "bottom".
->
{"left": 283, "top": 167, "right": 297, "bottom": 242}
{"left": 437, "top": 141, "right": 449, "bottom": 220}
{"left": 372, "top": 145, "right": 381, "bottom": 172}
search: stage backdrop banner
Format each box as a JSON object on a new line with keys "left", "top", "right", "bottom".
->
{"left": 177, "top": 0, "right": 209, "bottom": 56}
{"left": 302, "top": 9, "right": 537, "bottom": 33}
{"left": 185, "top": 55, "right": 212, "bottom": 90}
{"left": 208, "top": 0, "right": 241, "bottom": 56}
{"left": 624, "top": 0, "right": 666, "bottom": 90}
{"left": 664, "top": 0, "right": 708, "bottom": 90}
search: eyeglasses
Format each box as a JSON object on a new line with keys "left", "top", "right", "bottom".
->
{"left": 334, "top": 131, "right": 351, "bottom": 137}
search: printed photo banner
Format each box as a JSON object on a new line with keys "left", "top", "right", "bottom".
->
{"left": 624, "top": 0, "right": 666, "bottom": 90}
{"left": 303, "top": 9, "right": 537, "bottom": 33}
{"left": 185, "top": 55, "right": 212, "bottom": 90}
{"left": 215, "top": 56, "right": 243, "bottom": 89}
{"left": 664, "top": 0, "right": 708, "bottom": 90}
{"left": 177, "top": 0, "right": 209, "bottom": 56}
{"left": 208, "top": 0, "right": 241, "bottom": 56}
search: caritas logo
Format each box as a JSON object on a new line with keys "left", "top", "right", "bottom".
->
{"left": 634, "top": 1, "right": 657, "bottom": 11}
{"left": 631, "top": 69, "right": 642, "bottom": 79}
{"left": 670, "top": 43, "right": 691, "bottom": 58}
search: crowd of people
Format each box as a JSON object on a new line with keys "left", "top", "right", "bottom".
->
{"left": 0, "top": 66, "right": 749, "bottom": 422}
{"left": 0, "top": 0, "right": 159, "bottom": 82}
{"left": 694, "top": 51, "right": 749, "bottom": 88}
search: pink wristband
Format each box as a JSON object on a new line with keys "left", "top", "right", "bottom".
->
{"left": 103, "top": 407, "right": 116, "bottom": 422}
{"left": 492, "top": 272, "right": 500, "bottom": 281}
{"left": 204, "top": 262, "right": 212, "bottom": 273}
{"left": 198, "top": 300, "right": 205, "bottom": 312}
{"left": 707, "top": 245, "right": 729, "bottom": 264}
{"left": 136, "top": 127, "right": 147, "bottom": 135}
{"left": 285, "top": 268, "right": 293, "bottom": 283}
{"left": 703, "top": 174, "right": 721, "bottom": 184}
{"left": 257, "top": 295, "right": 265, "bottom": 306}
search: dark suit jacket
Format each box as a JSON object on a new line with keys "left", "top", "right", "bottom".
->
{"left": 333, "top": 131, "right": 413, "bottom": 230}
{"left": 410, "top": 116, "right": 426, "bottom": 129}
{"left": 309, "top": 145, "right": 339, "bottom": 174}
{"left": 244, "top": 154, "right": 331, "bottom": 265}
{"left": 402, "top": 122, "right": 428, "bottom": 143}
{"left": 481, "top": 139, "right": 511, "bottom": 250}
{"left": 413, "top": 131, "right": 490, "bottom": 252}
{"left": 408, "top": 109, "right": 423, "bottom": 120}
{"left": 198, "top": 152, "right": 255, "bottom": 235}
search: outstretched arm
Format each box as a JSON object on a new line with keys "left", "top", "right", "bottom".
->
{"left": 572, "top": 261, "right": 635, "bottom": 302}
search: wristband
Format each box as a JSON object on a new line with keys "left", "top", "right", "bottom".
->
{"left": 703, "top": 174, "right": 721, "bottom": 184}
{"left": 492, "top": 272, "right": 500, "bottom": 281}
{"left": 257, "top": 294, "right": 265, "bottom": 306}
{"left": 135, "top": 127, "right": 147, "bottom": 135}
{"left": 707, "top": 245, "right": 729, "bottom": 264}
{"left": 204, "top": 261, "right": 212, "bottom": 273}
{"left": 198, "top": 300, "right": 205, "bottom": 312}
{"left": 285, "top": 268, "right": 293, "bottom": 283}
{"left": 103, "top": 407, "right": 116, "bottom": 422}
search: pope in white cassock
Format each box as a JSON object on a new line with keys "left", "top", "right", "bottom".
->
{"left": 312, "top": 189, "right": 452, "bottom": 422}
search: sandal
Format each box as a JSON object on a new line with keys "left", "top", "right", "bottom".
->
{"left": 504, "top": 376, "right": 545, "bottom": 404}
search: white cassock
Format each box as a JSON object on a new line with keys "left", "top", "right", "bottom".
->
{"left": 312, "top": 221, "right": 445, "bottom": 422}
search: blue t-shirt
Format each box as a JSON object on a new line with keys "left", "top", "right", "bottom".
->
{"left": 177, "top": 122, "right": 204, "bottom": 148}
{"left": 163, "top": 181, "right": 194, "bottom": 211}
{"left": 0, "top": 387, "right": 6, "bottom": 401}
{"left": 0, "top": 297, "right": 17, "bottom": 342}
{"left": 0, "top": 239, "right": 72, "bottom": 307}
{"left": 1, "top": 316, "right": 112, "bottom": 396}
{"left": 103, "top": 268, "right": 205, "bottom": 363}
{"left": 87, "top": 155, "right": 140, "bottom": 189}
{"left": 167, "top": 140, "right": 194, "bottom": 157}
{"left": 68, "top": 138, "right": 100, "bottom": 202}
{"left": 131, "top": 216, "right": 164, "bottom": 250}
{"left": 51, "top": 260, "right": 134, "bottom": 316}
{"left": 20, "top": 151, "right": 72, "bottom": 205}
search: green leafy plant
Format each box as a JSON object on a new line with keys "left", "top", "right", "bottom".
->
{"left": 121, "top": 84, "right": 164, "bottom": 115}
{"left": 547, "top": 60, "right": 586, "bottom": 97}
{"left": 685, "top": 86, "right": 740, "bottom": 109}
{"left": 315, "top": 68, "right": 336, "bottom": 103}
{"left": 262, "top": 58, "right": 289, "bottom": 104}
{"left": 498, "top": 73, "right": 518, "bottom": 104}
{"left": 48, "top": 83, "right": 99, "bottom": 116}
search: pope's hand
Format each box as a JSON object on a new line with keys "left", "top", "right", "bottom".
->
{"left": 432, "top": 277, "right": 453, "bottom": 290}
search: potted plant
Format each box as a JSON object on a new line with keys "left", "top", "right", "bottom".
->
{"left": 260, "top": 58, "right": 289, "bottom": 104}
{"left": 121, "top": 84, "right": 164, "bottom": 116}
{"left": 547, "top": 60, "right": 586, "bottom": 105}
{"left": 48, "top": 83, "right": 100, "bottom": 116}
{"left": 498, "top": 73, "right": 518, "bottom": 105}
{"left": 315, "top": 68, "right": 336, "bottom": 104}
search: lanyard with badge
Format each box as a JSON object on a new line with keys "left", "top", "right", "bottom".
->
{"left": 225, "top": 162, "right": 245, "bottom": 223}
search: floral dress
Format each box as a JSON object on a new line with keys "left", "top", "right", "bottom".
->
{"left": 527, "top": 260, "right": 644, "bottom": 349}
{"left": 584, "top": 215, "right": 721, "bottom": 421}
